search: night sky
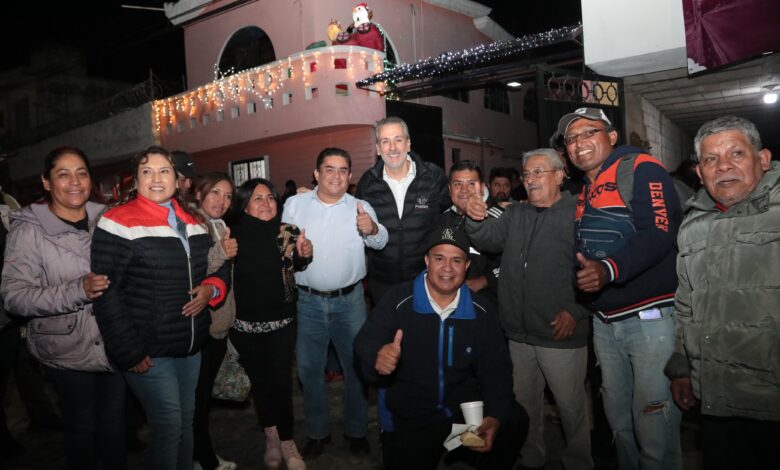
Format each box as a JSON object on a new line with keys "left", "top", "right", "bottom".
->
{"left": 1, "top": 1, "right": 580, "bottom": 86}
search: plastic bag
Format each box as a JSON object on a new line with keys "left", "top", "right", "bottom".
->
{"left": 211, "top": 339, "right": 251, "bottom": 402}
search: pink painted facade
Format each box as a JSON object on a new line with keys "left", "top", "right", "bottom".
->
{"left": 158, "top": 0, "right": 536, "bottom": 188}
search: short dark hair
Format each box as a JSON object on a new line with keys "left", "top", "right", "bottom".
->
{"left": 488, "top": 167, "right": 513, "bottom": 184}
{"left": 449, "top": 160, "right": 482, "bottom": 182}
{"left": 316, "top": 147, "right": 352, "bottom": 172}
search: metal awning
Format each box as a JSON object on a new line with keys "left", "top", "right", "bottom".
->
{"left": 356, "top": 24, "right": 584, "bottom": 99}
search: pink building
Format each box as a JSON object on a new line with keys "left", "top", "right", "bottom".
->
{"left": 158, "top": 0, "right": 536, "bottom": 189}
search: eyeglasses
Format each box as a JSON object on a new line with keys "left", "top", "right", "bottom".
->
{"left": 564, "top": 128, "right": 604, "bottom": 145}
{"left": 521, "top": 169, "right": 557, "bottom": 181}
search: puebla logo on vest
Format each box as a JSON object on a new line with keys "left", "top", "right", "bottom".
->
{"left": 414, "top": 195, "right": 429, "bottom": 210}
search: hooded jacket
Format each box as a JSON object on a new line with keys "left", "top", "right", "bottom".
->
{"left": 665, "top": 162, "right": 780, "bottom": 421}
{"left": 2, "top": 202, "right": 112, "bottom": 372}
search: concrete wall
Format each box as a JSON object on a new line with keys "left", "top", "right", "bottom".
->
{"left": 420, "top": 88, "right": 534, "bottom": 174}
{"left": 9, "top": 103, "right": 155, "bottom": 180}
{"left": 640, "top": 97, "right": 693, "bottom": 171}
{"left": 582, "top": 0, "right": 686, "bottom": 76}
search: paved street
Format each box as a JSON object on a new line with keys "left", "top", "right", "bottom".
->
{"left": 2, "top": 362, "right": 701, "bottom": 470}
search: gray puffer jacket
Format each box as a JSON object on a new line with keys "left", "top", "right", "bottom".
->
{"left": 665, "top": 162, "right": 780, "bottom": 421}
{"left": 1, "top": 202, "right": 112, "bottom": 372}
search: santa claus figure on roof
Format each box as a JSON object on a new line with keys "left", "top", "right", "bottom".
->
{"left": 327, "top": 2, "right": 385, "bottom": 52}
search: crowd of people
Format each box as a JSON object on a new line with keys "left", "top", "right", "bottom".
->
{"left": 0, "top": 111, "right": 778, "bottom": 470}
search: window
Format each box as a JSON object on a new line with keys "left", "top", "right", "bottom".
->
{"left": 218, "top": 27, "right": 276, "bottom": 77}
{"left": 483, "top": 86, "right": 510, "bottom": 114}
{"left": 230, "top": 156, "right": 268, "bottom": 187}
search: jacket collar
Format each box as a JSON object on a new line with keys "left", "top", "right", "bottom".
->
{"left": 412, "top": 270, "right": 476, "bottom": 319}
{"left": 29, "top": 201, "right": 105, "bottom": 236}
{"left": 134, "top": 195, "right": 199, "bottom": 224}
{"left": 369, "top": 150, "right": 427, "bottom": 181}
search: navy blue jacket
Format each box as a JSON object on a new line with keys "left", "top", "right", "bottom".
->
{"left": 91, "top": 196, "right": 229, "bottom": 370}
{"left": 354, "top": 273, "right": 514, "bottom": 432}
{"left": 575, "top": 145, "right": 681, "bottom": 322}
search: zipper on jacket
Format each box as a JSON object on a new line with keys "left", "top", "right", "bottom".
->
{"left": 187, "top": 253, "right": 195, "bottom": 353}
{"left": 436, "top": 320, "right": 451, "bottom": 417}
{"left": 447, "top": 325, "right": 454, "bottom": 367}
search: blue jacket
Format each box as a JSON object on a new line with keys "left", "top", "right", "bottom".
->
{"left": 575, "top": 145, "right": 681, "bottom": 322}
{"left": 354, "top": 272, "right": 514, "bottom": 432}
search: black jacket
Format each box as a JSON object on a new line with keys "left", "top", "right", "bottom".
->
{"left": 354, "top": 273, "right": 514, "bottom": 432}
{"left": 91, "top": 196, "right": 229, "bottom": 370}
{"left": 356, "top": 152, "right": 449, "bottom": 284}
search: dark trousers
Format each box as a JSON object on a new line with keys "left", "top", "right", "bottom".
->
{"left": 46, "top": 366, "right": 127, "bottom": 470}
{"left": 701, "top": 414, "right": 780, "bottom": 470}
{"left": 193, "top": 336, "right": 228, "bottom": 470}
{"left": 0, "top": 325, "right": 21, "bottom": 446}
{"left": 231, "top": 324, "right": 296, "bottom": 440}
{"left": 15, "top": 338, "right": 61, "bottom": 426}
{"left": 367, "top": 277, "right": 398, "bottom": 307}
{"left": 381, "top": 401, "right": 528, "bottom": 470}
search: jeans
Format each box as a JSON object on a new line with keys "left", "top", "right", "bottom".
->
{"left": 296, "top": 286, "right": 368, "bottom": 439}
{"left": 592, "top": 308, "right": 681, "bottom": 470}
{"left": 46, "top": 366, "right": 127, "bottom": 470}
{"left": 124, "top": 353, "right": 200, "bottom": 470}
{"left": 509, "top": 341, "right": 592, "bottom": 470}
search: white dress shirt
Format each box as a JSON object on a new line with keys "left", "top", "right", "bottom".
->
{"left": 282, "top": 188, "right": 388, "bottom": 291}
{"left": 382, "top": 155, "right": 416, "bottom": 218}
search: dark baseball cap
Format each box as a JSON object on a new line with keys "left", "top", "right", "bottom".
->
{"left": 171, "top": 150, "right": 197, "bottom": 178}
{"left": 556, "top": 107, "right": 612, "bottom": 136}
{"left": 427, "top": 224, "right": 470, "bottom": 256}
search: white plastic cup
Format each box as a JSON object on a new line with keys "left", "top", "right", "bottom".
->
{"left": 460, "top": 400, "right": 484, "bottom": 426}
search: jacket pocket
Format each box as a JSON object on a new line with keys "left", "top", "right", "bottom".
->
{"left": 31, "top": 314, "right": 77, "bottom": 335}
{"left": 735, "top": 231, "right": 780, "bottom": 245}
{"left": 29, "top": 313, "right": 84, "bottom": 363}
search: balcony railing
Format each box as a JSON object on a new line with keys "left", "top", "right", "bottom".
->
{"left": 153, "top": 46, "right": 386, "bottom": 150}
